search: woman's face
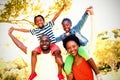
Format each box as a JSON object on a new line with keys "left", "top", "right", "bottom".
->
{"left": 35, "top": 17, "right": 45, "bottom": 28}
{"left": 62, "top": 21, "right": 72, "bottom": 33}
{"left": 66, "top": 40, "right": 79, "bottom": 56}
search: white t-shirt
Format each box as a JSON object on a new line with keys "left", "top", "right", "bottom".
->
{"left": 27, "top": 48, "right": 59, "bottom": 80}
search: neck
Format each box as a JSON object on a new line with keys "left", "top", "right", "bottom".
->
{"left": 42, "top": 49, "right": 50, "bottom": 54}
{"left": 66, "top": 32, "right": 70, "bottom": 36}
{"left": 74, "top": 54, "right": 80, "bottom": 60}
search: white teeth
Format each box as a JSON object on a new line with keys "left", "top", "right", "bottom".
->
{"left": 71, "top": 51, "right": 75, "bottom": 54}
{"left": 43, "top": 45, "right": 47, "bottom": 48}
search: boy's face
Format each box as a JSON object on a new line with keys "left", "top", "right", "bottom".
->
{"left": 66, "top": 40, "right": 79, "bottom": 57}
{"left": 62, "top": 21, "right": 72, "bottom": 33}
{"left": 35, "top": 17, "right": 45, "bottom": 28}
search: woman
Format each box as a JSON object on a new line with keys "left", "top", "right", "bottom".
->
{"left": 62, "top": 34, "right": 101, "bottom": 80}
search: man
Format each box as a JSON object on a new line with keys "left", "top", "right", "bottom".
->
{"left": 8, "top": 27, "right": 64, "bottom": 80}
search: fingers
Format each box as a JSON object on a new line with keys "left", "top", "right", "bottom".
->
{"left": 8, "top": 27, "right": 14, "bottom": 35}
{"left": 87, "top": 6, "right": 93, "bottom": 9}
{"left": 86, "top": 6, "right": 94, "bottom": 15}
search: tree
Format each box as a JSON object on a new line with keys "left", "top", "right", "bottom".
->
{"left": 93, "top": 29, "right": 120, "bottom": 71}
{"left": 0, "top": 0, "right": 72, "bottom": 27}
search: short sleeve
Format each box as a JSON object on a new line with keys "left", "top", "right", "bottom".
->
{"left": 30, "top": 28, "right": 36, "bottom": 35}
{"left": 50, "top": 44, "right": 61, "bottom": 56}
{"left": 47, "top": 21, "right": 54, "bottom": 28}
{"left": 78, "top": 46, "right": 91, "bottom": 60}
{"left": 64, "top": 54, "right": 74, "bottom": 75}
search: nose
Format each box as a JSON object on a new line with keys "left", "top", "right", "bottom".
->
{"left": 70, "top": 47, "right": 74, "bottom": 52}
{"left": 38, "top": 21, "right": 41, "bottom": 24}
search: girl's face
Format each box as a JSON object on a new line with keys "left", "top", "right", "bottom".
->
{"left": 66, "top": 40, "right": 79, "bottom": 56}
{"left": 35, "top": 17, "right": 45, "bottom": 28}
{"left": 62, "top": 21, "right": 72, "bottom": 33}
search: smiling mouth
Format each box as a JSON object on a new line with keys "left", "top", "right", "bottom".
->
{"left": 42, "top": 45, "right": 48, "bottom": 48}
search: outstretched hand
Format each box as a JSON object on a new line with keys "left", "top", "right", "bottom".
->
{"left": 86, "top": 6, "right": 94, "bottom": 15}
{"left": 8, "top": 27, "right": 14, "bottom": 35}
{"left": 63, "top": 3, "right": 67, "bottom": 8}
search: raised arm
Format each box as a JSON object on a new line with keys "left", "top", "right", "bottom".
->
{"left": 86, "top": 6, "right": 96, "bottom": 47}
{"left": 13, "top": 27, "right": 30, "bottom": 33}
{"left": 73, "top": 6, "right": 94, "bottom": 31}
{"left": 52, "top": 3, "right": 66, "bottom": 23}
{"left": 8, "top": 27, "right": 27, "bottom": 54}
{"left": 86, "top": 6, "right": 94, "bottom": 15}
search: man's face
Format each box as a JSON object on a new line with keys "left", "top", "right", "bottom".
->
{"left": 40, "top": 36, "right": 50, "bottom": 51}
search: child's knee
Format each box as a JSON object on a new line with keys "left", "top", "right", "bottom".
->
{"left": 32, "top": 51, "right": 38, "bottom": 56}
{"left": 55, "top": 56, "right": 64, "bottom": 66}
{"left": 53, "top": 50, "right": 61, "bottom": 56}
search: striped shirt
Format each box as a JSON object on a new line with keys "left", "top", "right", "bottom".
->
{"left": 30, "top": 21, "right": 56, "bottom": 43}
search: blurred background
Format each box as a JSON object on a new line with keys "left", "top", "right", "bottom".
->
{"left": 0, "top": 0, "right": 120, "bottom": 80}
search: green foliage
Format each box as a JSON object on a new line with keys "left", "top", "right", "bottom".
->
{"left": 98, "top": 63, "right": 111, "bottom": 74}
{"left": 112, "top": 29, "right": 120, "bottom": 38}
{"left": 0, "top": 57, "right": 30, "bottom": 80}
{"left": 0, "top": 0, "right": 72, "bottom": 27}
{"left": 4, "top": 75, "right": 16, "bottom": 80}
{"left": 94, "top": 29, "right": 120, "bottom": 72}
{"left": 0, "top": 0, "right": 28, "bottom": 22}
{"left": 54, "top": 0, "right": 72, "bottom": 10}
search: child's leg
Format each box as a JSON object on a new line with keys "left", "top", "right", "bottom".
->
{"left": 78, "top": 46, "right": 91, "bottom": 60}
{"left": 54, "top": 51, "right": 64, "bottom": 80}
{"left": 31, "top": 51, "right": 38, "bottom": 73}
{"left": 33, "top": 46, "right": 42, "bottom": 54}
{"left": 66, "top": 72, "right": 74, "bottom": 80}
{"left": 64, "top": 55, "right": 74, "bottom": 75}
{"left": 50, "top": 44, "right": 64, "bottom": 80}
{"left": 29, "top": 51, "right": 38, "bottom": 80}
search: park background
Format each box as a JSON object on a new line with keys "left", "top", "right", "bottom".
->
{"left": 0, "top": 0, "right": 120, "bottom": 80}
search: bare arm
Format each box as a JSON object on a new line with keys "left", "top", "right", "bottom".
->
{"left": 87, "top": 58, "right": 99, "bottom": 75}
{"left": 52, "top": 4, "right": 66, "bottom": 23}
{"left": 8, "top": 27, "right": 27, "bottom": 54}
{"left": 13, "top": 27, "right": 30, "bottom": 33}
{"left": 67, "top": 72, "right": 74, "bottom": 80}
{"left": 87, "top": 58, "right": 104, "bottom": 80}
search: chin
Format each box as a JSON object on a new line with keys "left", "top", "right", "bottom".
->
{"left": 72, "top": 53, "right": 77, "bottom": 57}
{"left": 38, "top": 26, "right": 43, "bottom": 28}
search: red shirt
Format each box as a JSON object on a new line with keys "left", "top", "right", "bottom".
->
{"left": 72, "top": 58, "right": 94, "bottom": 80}
{"left": 33, "top": 44, "right": 60, "bottom": 56}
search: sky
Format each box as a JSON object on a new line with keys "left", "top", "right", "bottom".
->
{"left": 68, "top": 0, "right": 120, "bottom": 32}
{"left": 0, "top": 0, "right": 120, "bottom": 61}
{"left": 92, "top": 0, "right": 120, "bottom": 32}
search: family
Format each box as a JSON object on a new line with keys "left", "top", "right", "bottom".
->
{"left": 8, "top": 3, "right": 103, "bottom": 80}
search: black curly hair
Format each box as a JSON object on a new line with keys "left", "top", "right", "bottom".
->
{"left": 34, "top": 15, "right": 45, "bottom": 24}
{"left": 61, "top": 18, "right": 72, "bottom": 25}
{"left": 62, "top": 34, "right": 81, "bottom": 50}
